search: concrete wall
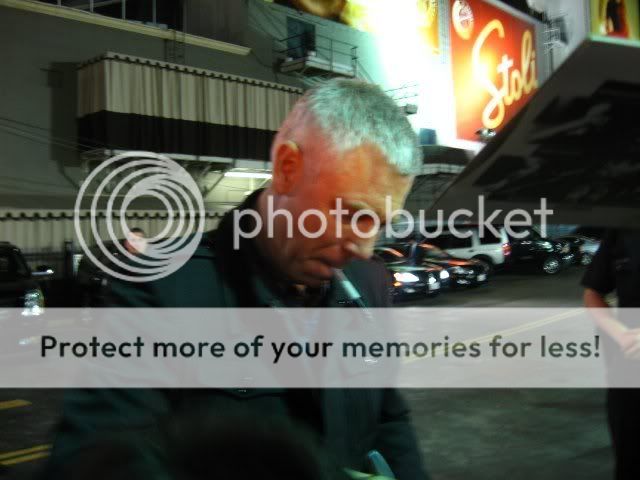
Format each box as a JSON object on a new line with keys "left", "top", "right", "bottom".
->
{"left": 0, "top": 2, "right": 300, "bottom": 212}
{"left": 185, "top": 0, "right": 249, "bottom": 46}
{"left": 0, "top": 1, "right": 558, "bottom": 206}
{"left": 0, "top": 0, "right": 568, "bottom": 248}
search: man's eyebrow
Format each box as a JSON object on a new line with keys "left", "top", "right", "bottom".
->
{"left": 343, "top": 199, "right": 372, "bottom": 211}
{"left": 343, "top": 199, "right": 388, "bottom": 222}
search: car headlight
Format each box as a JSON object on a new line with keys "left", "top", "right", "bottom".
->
{"left": 439, "top": 270, "right": 450, "bottom": 280}
{"left": 428, "top": 275, "right": 437, "bottom": 285}
{"left": 22, "top": 289, "right": 44, "bottom": 316}
{"left": 393, "top": 272, "right": 420, "bottom": 283}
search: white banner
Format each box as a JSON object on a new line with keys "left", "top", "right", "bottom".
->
{"left": 1, "top": 307, "right": 636, "bottom": 388}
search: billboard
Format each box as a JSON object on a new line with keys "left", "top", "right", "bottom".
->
{"left": 591, "top": 0, "right": 640, "bottom": 41}
{"left": 266, "top": 0, "right": 440, "bottom": 53}
{"left": 449, "top": 0, "right": 539, "bottom": 141}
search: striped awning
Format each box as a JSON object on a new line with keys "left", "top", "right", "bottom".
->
{"left": 77, "top": 52, "right": 303, "bottom": 161}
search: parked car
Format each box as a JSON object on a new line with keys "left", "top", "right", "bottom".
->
{"left": 573, "top": 227, "right": 605, "bottom": 240}
{"left": 0, "top": 242, "right": 51, "bottom": 349}
{"left": 427, "top": 226, "right": 509, "bottom": 273}
{"left": 429, "top": 225, "right": 575, "bottom": 274}
{"left": 386, "top": 242, "right": 490, "bottom": 288}
{"left": 505, "top": 226, "right": 574, "bottom": 274}
{"left": 374, "top": 246, "right": 448, "bottom": 300}
{"left": 555, "top": 234, "right": 601, "bottom": 266}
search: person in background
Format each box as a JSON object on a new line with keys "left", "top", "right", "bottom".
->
{"left": 123, "top": 227, "right": 148, "bottom": 255}
{"left": 582, "top": 228, "right": 640, "bottom": 480}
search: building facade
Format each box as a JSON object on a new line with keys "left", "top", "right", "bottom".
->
{"left": 0, "top": 0, "right": 594, "bottom": 254}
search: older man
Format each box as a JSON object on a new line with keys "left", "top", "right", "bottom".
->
{"left": 46, "top": 80, "right": 427, "bottom": 479}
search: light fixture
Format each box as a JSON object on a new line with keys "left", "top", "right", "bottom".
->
{"left": 403, "top": 103, "right": 418, "bottom": 115}
{"left": 224, "top": 171, "right": 272, "bottom": 179}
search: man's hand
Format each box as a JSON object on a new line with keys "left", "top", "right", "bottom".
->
{"left": 620, "top": 328, "right": 640, "bottom": 360}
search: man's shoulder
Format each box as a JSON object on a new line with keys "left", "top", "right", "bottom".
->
{"left": 188, "top": 229, "right": 218, "bottom": 258}
{"left": 107, "top": 230, "right": 231, "bottom": 307}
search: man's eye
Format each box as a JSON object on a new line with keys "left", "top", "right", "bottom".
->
{"left": 342, "top": 210, "right": 357, "bottom": 221}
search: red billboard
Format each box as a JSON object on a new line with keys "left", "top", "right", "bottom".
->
{"left": 450, "top": 0, "right": 539, "bottom": 141}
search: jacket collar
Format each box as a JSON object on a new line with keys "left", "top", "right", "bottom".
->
{"left": 212, "top": 189, "right": 359, "bottom": 307}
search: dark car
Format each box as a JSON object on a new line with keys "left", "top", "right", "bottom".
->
{"left": 386, "top": 242, "right": 489, "bottom": 288}
{"left": 0, "top": 242, "right": 50, "bottom": 349}
{"left": 554, "top": 234, "right": 600, "bottom": 266}
{"left": 374, "top": 246, "right": 448, "bottom": 300}
{"left": 504, "top": 227, "right": 574, "bottom": 274}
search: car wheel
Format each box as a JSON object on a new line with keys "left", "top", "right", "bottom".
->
{"left": 580, "top": 253, "right": 593, "bottom": 266}
{"left": 472, "top": 256, "right": 494, "bottom": 275}
{"left": 542, "top": 256, "right": 561, "bottom": 275}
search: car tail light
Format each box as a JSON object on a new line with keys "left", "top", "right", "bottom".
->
{"left": 502, "top": 243, "right": 512, "bottom": 257}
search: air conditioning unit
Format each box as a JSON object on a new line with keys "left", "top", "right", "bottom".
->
{"left": 403, "top": 103, "right": 418, "bottom": 115}
{"left": 549, "top": 17, "right": 569, "bottom": 44}
{"left": 418, "top": 128, "right": 437, "bottom": 145}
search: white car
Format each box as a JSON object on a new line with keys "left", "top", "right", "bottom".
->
{"left": 427, "top": 227, "right": 510, "bottom": 273}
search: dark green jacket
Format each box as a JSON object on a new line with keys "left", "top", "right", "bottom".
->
{"left": 45, "top": 195, "right": 428, "bottom": 480}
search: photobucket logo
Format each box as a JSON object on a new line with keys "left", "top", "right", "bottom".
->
{"left": 233, "top": 195, "right": 554, "bottom": 248}
{"left": 74, "top": 152, "right": 205, "bottom": 282}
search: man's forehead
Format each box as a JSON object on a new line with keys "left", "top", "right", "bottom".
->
{"left": 324, "top": 145, "right": 409, "bottom": 183}
{"left": 307, "top": 142, "right": 412, "bottom": 208}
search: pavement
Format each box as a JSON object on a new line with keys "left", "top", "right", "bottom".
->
{"left": 0, "top": 266, "right": 614, "bottom": 479}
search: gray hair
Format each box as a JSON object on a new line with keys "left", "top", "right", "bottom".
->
{"left": 274, "top": 79, "right": 422, "bottom": 176}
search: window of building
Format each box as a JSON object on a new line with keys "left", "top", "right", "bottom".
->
{"left": 286, "top": 17, "right": 316, "bottom": 58}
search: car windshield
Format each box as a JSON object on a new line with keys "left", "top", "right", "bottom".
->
{"left": 418, "top": 244, "right": 451, "bottom": 260}
{"left": 0, "top": 249, "right": 30, "bottom": 282}
{"left": 375, "top": 248, "right": 406, "bottom": 264}
{"left": 562, "top": 236, "right": 582, "bottom": 244}
{"left": 386, "top": 244, "right": 411, "bottom": 257}
{"left": 510, "top": 227, "right": 542, "bottom": 240}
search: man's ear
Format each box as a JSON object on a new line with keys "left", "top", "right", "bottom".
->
{"left": 272, "top": 141, "right": 303, "bottom": 195}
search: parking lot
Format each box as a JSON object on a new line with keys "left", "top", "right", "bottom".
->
{"left": 0, "top": 267, "right": 612, "bottom": 479}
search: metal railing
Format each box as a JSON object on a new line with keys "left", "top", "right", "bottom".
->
{"left": 276, "top": 32, "right": 359, "bottom": 75}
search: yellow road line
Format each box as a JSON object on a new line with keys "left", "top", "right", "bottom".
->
{"left": 0, "top": 445, "right": 51, "bottom": 461}
{"left": 404, "top": 308, "right": 584, "bottom": 364}
{"left": 0, "top": 451, "right": 50, "bottom": 466}
{"left": 0, "top": 399, "right": 31, "bottom": 411}
{"left": 467, "top": 308, "right": 584, "bottom": 345}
